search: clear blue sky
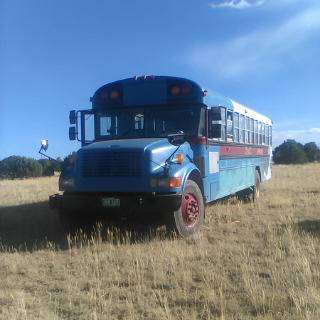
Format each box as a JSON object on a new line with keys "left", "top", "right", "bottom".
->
{"left": 1, "top": 0, "right": 320, "bottom": 160}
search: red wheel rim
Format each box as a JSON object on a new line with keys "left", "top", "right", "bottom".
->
{"left": 181, "top": 192, "right": 200, "bottom": 228}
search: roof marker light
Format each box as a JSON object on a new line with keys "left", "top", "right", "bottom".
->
{"left": 182, "top": 84, "right": 190, "bottom": 95}
{"left": 110, "top": 90, "right": 120, "bottom": 99}
{"left": 170, "top": 85, "right": 181, "bottom": 96}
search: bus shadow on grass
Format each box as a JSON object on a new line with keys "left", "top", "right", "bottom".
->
{"left": 0, "top": 201, "right": 67, "bottom": 251}
{"left": 0, "top": 202, "right": 166, "bottom": 252}
{"left": 294, "top": 219, "right": 320, "bottom": 237}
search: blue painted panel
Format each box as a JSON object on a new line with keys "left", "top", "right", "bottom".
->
{"left": 123, "top": 81, "right": 167, "bottom": 106}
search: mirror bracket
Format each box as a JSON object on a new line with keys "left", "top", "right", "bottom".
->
{"left": 38, "top": 139, "right": 59, "bottom": 163}
{"left": 69, "top": 126, "right": 77, "bottom": 141}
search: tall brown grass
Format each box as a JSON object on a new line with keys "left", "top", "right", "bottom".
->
{"left": 0, "top": 164, "right": 319, "bottom": 319}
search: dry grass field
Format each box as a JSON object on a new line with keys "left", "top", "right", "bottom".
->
{"left": 0, "top": 164, "right": 320, "bottom": 320}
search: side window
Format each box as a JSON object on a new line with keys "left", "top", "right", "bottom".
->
{"left": 245, "top": 117, "right": 250, "bottom": 144}
{"left": 265, "top": 125, "right": 269, "bottom": 145}
{"left": 221, "top": 107, "right": 226, "bottom": 141}
{"left": 240, "top": 115, "right": 245, "bottom": 144}
{"left": 258, "top": 122, "right": 262, "bottom": 145}
{"left": 254, "top": 120, "right": 258, "bottom": 145}
{"left": 85, "top": 114, "right": 95, "bottom": 142}
{"left": 250, "top": 119, "right": 254, "bottom": 144}
{"left": 269, "top": 126, "right": 272, "bottom": 146}
{"left": 226, "top": 111, "right": 233, "bottom": 142}
{"left": 234, "top": 112, "right": 239, "bottom": 143}
{"left": 208, "top": 107, "right": 222, "bottom": 139}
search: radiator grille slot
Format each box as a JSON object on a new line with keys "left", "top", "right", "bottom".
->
{"left": 81, "top": 150, "right": 142, "bottom": 177}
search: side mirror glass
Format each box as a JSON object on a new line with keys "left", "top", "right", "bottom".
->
{"left": 69, "top": 110, "right": 77, "bottom": 125}
{"left": 69, "top": 126, "right": 77, "bottom": 141}
{"left": 41, "top": 139, "right": 49, "bottom": 151}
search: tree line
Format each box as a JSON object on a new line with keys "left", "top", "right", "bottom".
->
{"left": 273, "top": 140, "right": 320, "bottom": 164}
{"left": 0, "top": 154, "right": 74, "bottom": 179}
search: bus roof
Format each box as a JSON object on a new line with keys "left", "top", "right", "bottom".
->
{"left": 203, "top": 90, "right": 272, "bottom": 125}
{"left": 91, "top": 76, "right": 272, "bottom": 125}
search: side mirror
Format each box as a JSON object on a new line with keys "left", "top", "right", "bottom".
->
{"left": 69, "top": 126, "right": 77, "bottom": 141}
{"left": 69, "top": 110, "right": 77, "bottom": 125}
{"left": 41, "top": 139, "right": 49, "bottom": 151}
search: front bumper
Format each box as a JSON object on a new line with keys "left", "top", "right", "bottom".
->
{"left": 49, "top": 192, "right": 182, "bottom": 214}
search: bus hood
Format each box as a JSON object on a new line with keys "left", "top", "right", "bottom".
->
{"left": 81, "top": 138, "right": 173, "bottom": 153}
{"left": 79, "top": 138, "right": 190, "bottom": 175}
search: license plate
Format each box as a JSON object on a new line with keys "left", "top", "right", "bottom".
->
{"left": 101, "top": 197, "right": 120, "bottom": 207}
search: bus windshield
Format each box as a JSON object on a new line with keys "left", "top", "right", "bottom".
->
{"left": 94, "top": 106, "right": 204, "bottom": 140}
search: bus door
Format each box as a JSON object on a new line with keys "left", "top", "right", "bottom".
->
{"left": 204, "top": 107, "right": 222, "bottom": 202}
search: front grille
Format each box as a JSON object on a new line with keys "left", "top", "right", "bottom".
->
{"left": 81, "top": 150, "right": 142, "bottom": 177}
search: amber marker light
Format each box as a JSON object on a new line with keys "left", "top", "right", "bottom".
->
{"left": 174, "top": 153, "right": 184, "bottom": 164}
{"left": 170, "top": 85, "right": 181, "bottom": 96}
{"left": 182, "top": 84, "right": 190, "bottom": 95}
{"left": 169, "top": 177, "right": 182, "bottom": 188}
{"left": 110, "top": 90, "right": 120, "bottom": 99}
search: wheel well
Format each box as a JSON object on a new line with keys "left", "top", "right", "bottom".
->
{"left": 187, "top": 170, "right": 204, "bottom": 197}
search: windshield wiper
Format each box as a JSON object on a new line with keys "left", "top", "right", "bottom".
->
{"left": 167, "top": 130, "right": 185, "bottom": 145}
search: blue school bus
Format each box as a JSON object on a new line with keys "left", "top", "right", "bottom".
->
{"left": 49, "top": 76, "right": 272, "bottom": 237}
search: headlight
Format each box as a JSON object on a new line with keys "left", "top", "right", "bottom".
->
{"left": 59, "top": 176, "right": 75, "bottom": 191}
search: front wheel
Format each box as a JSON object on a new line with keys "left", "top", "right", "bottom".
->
{"left": 165, "top": 180, "right": 205, "bottom": 237}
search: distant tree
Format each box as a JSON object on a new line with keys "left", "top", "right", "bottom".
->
{"left": 0, "top": 156, "right": 43, "bottom": 179}
{"left": 38, "top": 157, "right": 63, "bottom": 175}
{"left": 61, "top": 152, "right": 77, "bottom": 173}
{"left": 303, "top": 142, "right": 320, "bottom": 162}
{"left": 273, "top": 140, "right": 308, "bottom": 164}
{"left": 38, "top": 159, "right": 55, "bottom": 176}
{"left": 54, "top": 157, "right": 63, "bottom": 172}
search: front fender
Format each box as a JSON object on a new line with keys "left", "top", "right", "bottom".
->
{"left": 169, "top": 163, "right": 202, "bottom": 193}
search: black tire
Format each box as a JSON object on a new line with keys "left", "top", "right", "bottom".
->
{"left": 165, "top": 180, "right": 205, "bottom": 237}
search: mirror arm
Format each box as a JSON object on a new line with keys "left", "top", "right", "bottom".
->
{"left": 38, "top": 147, "right": 60, "bottom": 163}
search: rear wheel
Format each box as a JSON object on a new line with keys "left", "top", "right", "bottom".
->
{"left": 165, "top": 180, "right": 204, "bottom": 237}
{"left": 237, "top": 169, "right": 261, "bottom": 202}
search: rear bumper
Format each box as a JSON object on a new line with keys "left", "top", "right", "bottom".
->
{"left": 49, "top": 192, "right": 182, "bottom": 213}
